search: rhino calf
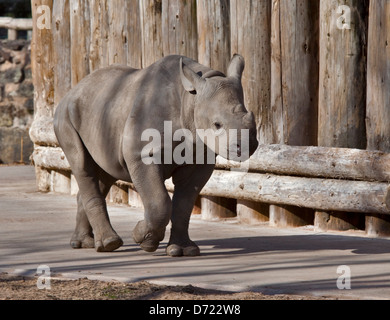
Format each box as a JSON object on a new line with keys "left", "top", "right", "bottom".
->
{"left": 54, "top": 54, "right": 258, "bottom": 256}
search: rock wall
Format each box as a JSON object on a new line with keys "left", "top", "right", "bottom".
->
{"left": 0, "top": 39, "right": 34, "bottom": 164}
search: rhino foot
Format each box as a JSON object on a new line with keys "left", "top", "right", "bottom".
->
{"left": 166, "top": 242, "right": 200, "bottom": 257}
{"left": 70, "top": 233, "right": 95, "bottom": 249}
{"left": 132, "top": 220, "right": 165, "bottom": 252}
{"left": 71, "top": 231, "right": 123, "bottom": 252}
{"left": 95, "top": 235, "right": 123, "bottom": 252}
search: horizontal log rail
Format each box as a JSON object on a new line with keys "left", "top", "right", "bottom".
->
{"left": 0, "top": 17, "right": 33, "bottom": 40}
{"left": 32, "top": 146, "right": 390, "bottom": 215}
{"left": 0, "top": 17, "right": 33, "bottom": 30}
{"left": 29, "top": 117, "right": 59, "bottom": 147}
{"left": 32, "top": 146, "right": 70, "bottom": 170}
{"left": 164, "top": 171, "right": 390, "bottom": 215}
{"left": 217, "top": 144, "right": 390, "bottom": 182}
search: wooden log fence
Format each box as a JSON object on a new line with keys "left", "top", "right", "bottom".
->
{"left": 32, "top": 144, "right": 390, "bottom": 183}
{"left": 32, "top": 144, "right": 390, "bottom": 216}
{"left": 0, "top": 17, "right": 33, "bottom": 40}
{"left": 216, "top": 145, "right": 390, "bottom": 183}
{"left": 29, "top": 0, "right": 390, "bottom": 237}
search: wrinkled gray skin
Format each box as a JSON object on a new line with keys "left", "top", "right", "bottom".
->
{"left": 54, "top": 54, "right": 258, "bottom": 257}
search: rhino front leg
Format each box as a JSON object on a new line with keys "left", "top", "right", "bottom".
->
{"left": 167, "top": 164, "right": 215, "bottom": 257}
{"left": 129, "top": 163, "right": 172, "bottom": 252}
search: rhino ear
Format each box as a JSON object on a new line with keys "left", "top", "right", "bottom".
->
{"left": 180, "top": 58, "right": 204, "bottom": 93}
{"left": 227, "top": 54, "right": 245, "bottom": 80}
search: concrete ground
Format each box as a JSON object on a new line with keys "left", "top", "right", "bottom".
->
{"left": 1, "top": 165, "right": 390, "bottom": 299}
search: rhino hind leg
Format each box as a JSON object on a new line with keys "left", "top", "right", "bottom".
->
{"left": 55, "top": 114, "right": 123, "bottom": 252}
{"left": 71, "top": 165, "right": 123, "bottom": 252}
{"left": 70, "top": 192, "right": 94, "bottom": 249}
{"left": 70, "top": 169, "right": 120, "bottom": 251}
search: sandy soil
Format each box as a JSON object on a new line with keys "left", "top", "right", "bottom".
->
{"left": 0, "top": 273, "right": 337, "bottom": 300}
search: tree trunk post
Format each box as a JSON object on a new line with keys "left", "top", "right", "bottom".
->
{"left": 365, "top": 0, "right": 390, "bottom": 237}
{"left": 197, "top": 0, "right": 231, "bottom": 220}
{"left": 316, "top": 0, "right": 368, "bottom": 232}
{"left": 269, "top": 0, "right": 319, "bottom": 228}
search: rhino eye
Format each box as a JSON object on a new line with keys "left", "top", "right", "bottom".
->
{"left": 213, "top": 122, "right": 222, "bottom": 130}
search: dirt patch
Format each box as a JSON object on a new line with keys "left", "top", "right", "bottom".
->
{"left": 0, "top": 273, "right": 337, "bottom": 300}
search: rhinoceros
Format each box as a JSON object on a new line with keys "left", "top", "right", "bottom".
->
{"left": 53, "top": 54, "right": 258, "bottom": 256}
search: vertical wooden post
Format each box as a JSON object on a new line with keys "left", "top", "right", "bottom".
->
{"left": 247, "top": 0, "right": 317, "bottom": 228}
{"left": 50, "top": 170, "right": 71, "bottom": 194}
{"left": 318, "top": 0, "right": 368, "bottom": 149}
{"left": 30, "top": 0, "right": 55, "bottom": 192}
{"left": 8, "top": 29, "right": 17, "bottom": 40}
{"left": 270, "top": 0, "right": 319, "bottom": 228}
{"left": 231, "top": 0, "right": 271, "bottom": 136}
{"left": 50, "top": 1, "right": 72, "bottom": 195}
{"left": 276, "top": 0, "right": 319, "bottom": 147}
{"left": 162, "top": 0, "right": 197, "bottom": 60}
{"left": 52, "top": 0, "right": 71, "bottom": 111}
{"left": 70, "top": 0, "right": 90, "bottom": 87}
{"left": 316, "top": 0, "right": 368, "bottom": 232}
{"left": 197, "top": 0, "right": 230, "bottom": 73}
{"left": 34, "top": 166, "right": 51, "bottom": 192}
{"left": 201, "top": 196, "right": 236, "bottom": 221}
{"left": 99, "top": 0, "right": 110, "bottom": 68}
{"left": 107, "top": 0, "right": 127, "bottom": 65}
{"left": 126, "top": 0, "right": 142, "bottom": 68}
{"left": 89, "top": 0, "right": 103, "bottom": 71}
{"left": 139, "top": 0, "right": 163, "bottom": 68}
{"left": 236, "top": 200, "right": 269, "bottom": 225}
{"left": 31, "top": 0, "right": 54, "bottom": 118}
{"left": 197, "top": 0, "right": 231, "bottom": 220}
{"left": 365, "top": 0, "right": 390, "bottom": 237}
{"left": 230, "top": 0, "right": 272, "bottom": 225}
{"left": 366, "top": 0, "right": 390, "bottom": 152}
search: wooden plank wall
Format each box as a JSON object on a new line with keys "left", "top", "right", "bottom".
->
{"left": 30, "top": 0, "right": 390, "bottom": 236}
